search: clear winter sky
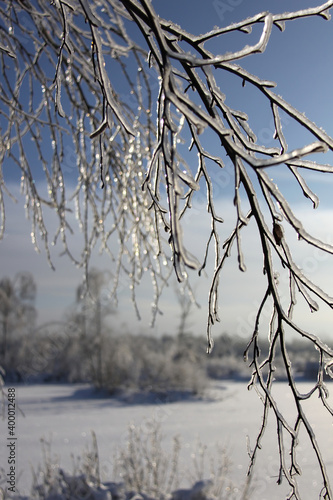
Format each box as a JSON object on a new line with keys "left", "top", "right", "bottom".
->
{"left": 1, "top": 0, "right": 333, "bottom": 342}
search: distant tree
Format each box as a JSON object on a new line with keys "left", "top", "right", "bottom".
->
{"left": 75, "top": 268, "right": 115, "bottom": 387}
{"left": 175, "top": 285, "right": 199, "bottom": 338}
{"left": 1, "top": 1, "right": 333, "bottom": 497}
{"left": 0, "top": 271, "right": 36, "bottom": 363}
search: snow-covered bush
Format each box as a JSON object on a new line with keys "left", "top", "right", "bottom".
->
{"left": 4, "top": 328, "right": 208, "bottom": 396}
{"left": 205, "top": 357, "right": 248, "bottom": 381}
{"left": 93, "top": 335, "right": 208, "bottom": 396}
{"left": 7, "top": 422, "right": 247, "bottom": 500}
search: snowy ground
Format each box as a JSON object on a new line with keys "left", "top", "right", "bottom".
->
{"left": 1, "top": 381, "right": 332, "bottom": 499}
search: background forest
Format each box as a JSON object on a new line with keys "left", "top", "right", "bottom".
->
{"left": 0, "top": 270, "right": 327, "bottom": 394}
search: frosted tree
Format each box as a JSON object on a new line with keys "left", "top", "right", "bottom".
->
{"left": 75, "top": 268, "right": 115, "bottom": 387}
{"left": 0, "top": 272, "right": 36, "bottom": 364}
{"left": 1, "top": 0, "right": 333, "bottom": 497}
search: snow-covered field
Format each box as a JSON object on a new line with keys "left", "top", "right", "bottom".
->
{"left": 1, "top": 381, "right": 332, "bottom": 499}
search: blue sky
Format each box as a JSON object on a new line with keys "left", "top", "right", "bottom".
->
{"left": 1, "top": 1, "right": 333, "bottom": 342}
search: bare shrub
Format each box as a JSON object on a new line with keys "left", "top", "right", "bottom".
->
{"left": 22, "top": 423, "right": 245, "bottom": 500}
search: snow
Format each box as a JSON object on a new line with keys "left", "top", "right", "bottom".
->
{"left": 1, "top": 381, "right": 332, "bottom": 499}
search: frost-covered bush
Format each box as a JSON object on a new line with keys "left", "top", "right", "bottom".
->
{"left": 8, "top": 423, "right": 247, "bottom": 500}
{"left": 94, "top": 335, "right": 208, "bottom": 396}
{"left": 4, "top": 330, "right": 83, "bottom": 384}
{"left": 4, "top": 329, "right": 208, "bottom": 395}
{"left": 206, "top": 357, "right": 248, "bottom": 381}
